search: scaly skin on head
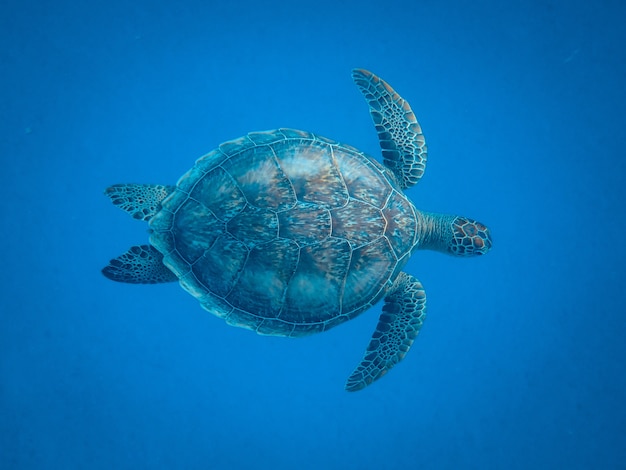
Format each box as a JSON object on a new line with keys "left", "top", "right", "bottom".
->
{"left": 416, "top": 211, "right": 492, "bottom": 257}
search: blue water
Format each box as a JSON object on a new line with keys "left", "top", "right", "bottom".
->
{"left": 2, "top": 1, "right": 625, "bottom": 468}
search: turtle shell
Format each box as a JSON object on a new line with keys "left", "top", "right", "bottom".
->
{"left": 149, "top": 128, "right": 418, "bottom": 337}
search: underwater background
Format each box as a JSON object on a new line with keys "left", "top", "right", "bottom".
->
{"left": 2, "top": 0, "right": 625, "bottom": 468}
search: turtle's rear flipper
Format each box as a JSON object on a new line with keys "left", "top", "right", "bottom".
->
{"left": 105, "top": 184, "right": 175, "bottom": 221}
{"left": 345, "top": 272, "right": 426, "bottom": 392}
{"left": 102, "top": 245, "right": 178, "bottom": 284}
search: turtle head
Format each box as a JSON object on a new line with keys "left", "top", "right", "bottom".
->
{"left": 416, "top": 212, "right": 492, "bottom": 256}
{"left": 447, "top": 216, "right": 492, "bottom": 257}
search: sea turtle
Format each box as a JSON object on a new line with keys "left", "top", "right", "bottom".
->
{"left": 102, "top": 69, "right": 492, "bottom": 391}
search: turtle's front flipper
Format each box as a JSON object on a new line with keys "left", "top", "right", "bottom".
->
{"left": 102, "top": 245, "right": 178, "bottom": 284}
{"left": 105, "top": 184, "right": 175, "bottom": 221}
{"left": 345, "top": 272, "right": 426, "bottom": 392}
{"left": 352, "top": 69, "right": 427, "bottom": 189}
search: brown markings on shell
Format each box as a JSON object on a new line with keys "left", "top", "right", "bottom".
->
{"left": 330, "top": 200, "right": 386, "bottom": 248}
{"left": 333, "top": 145, "right": 393, "bottom": 207}
{"left": 273, "top": 139, "right": 349, "bottom": 209}
{"left": 382, "top": 190, "right": 418, "bottom": 258}
{"left": 278, "top": 202, "right": 331, "bottom": 246}
{"left": 221, "top": 145, "right": 296, "bottom": 211}
{"left": 189, "top": 167, "right": 246, "bottom": 222}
